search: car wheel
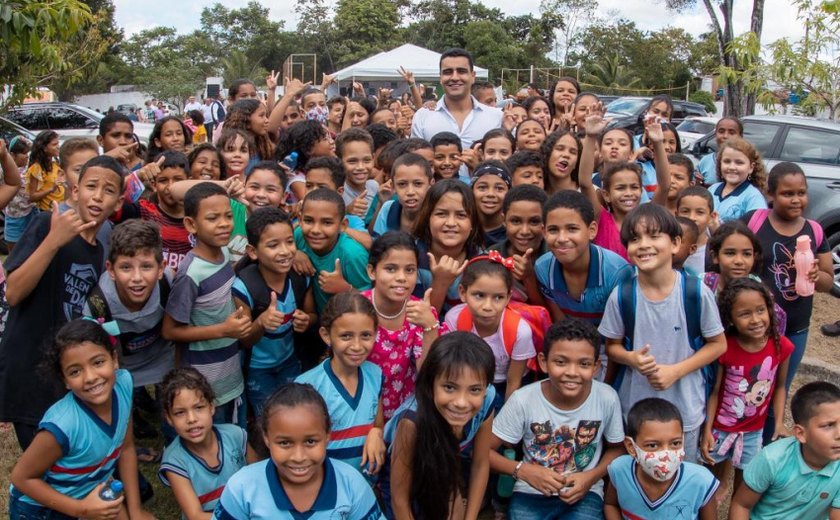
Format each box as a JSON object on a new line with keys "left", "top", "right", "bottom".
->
{"left": 829, "top": 230, "right": 840, "bottom": 292}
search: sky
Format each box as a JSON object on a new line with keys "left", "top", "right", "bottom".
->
{"left": 113, "top": 0, "right": 806, "bottom": 47}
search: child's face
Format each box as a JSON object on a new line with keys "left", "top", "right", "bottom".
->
{"left": 603, "top": 169, "right": 642, "bottom": 217}
{"left": 573, "top": 96, "right": 598, "bottom": 130}
{"left": 248, "top": 222, "right": 295, "bottom": 275}
{"left": 537, "top": 339, "right": 599, "bottom": 404}
{"left": 281, "top": 106, "right": 302, "bottom": 130}
{"left": 673, "top": 225, "right": 697, "bottom": 267}
{"left": 713, "top": 232, "right": 754, "bottom": 280}
{"left": 393, "top": 165, "right": 432, "bottom": 215}
{"left": 715, "top": 119, "right": 741, "bottom": 146}
{"left": 46, "top": 137, "right": 60, "bottom": 158}
{"left": 12, "top": 151, "right": 29, "bottom": 168}
{"left": 731, "top": 289, "right": 770, "bottom": 343}
{"left": 371, "top": 110, "right": 397, "bottom": 131}
{"left": 107, "top": 250, "right": 164, "bottom": 312}
{"left": 305, "top": 168, "right": 339, "bottom": 194}
{"left": 516, "top": 121, "right": 546, "bottom": 152}
{"left": 719, "top": 147, "right": 753, "bottom": 187}
{"left": 482, "top": 137, "right": 512, "bottom": 162}
{"left": 328, "top": 103, "right": 345, "bottom": 126}
{"left": 433, "top": 368, "right": 487, "bottom": 432}
{"left": 600, "top": 130, "right": 633, "bottom": 163}
{"left": 99, "top": 122, "right": 134, "bottom": 152}
{"left": 433, "top": 144, "right": 462, "bottom": 180}
{"left": 476, "top": 88, "right": 496, "bottom": 107}
{"left": 553, "top": 80, "right": 578, "bottom": 109}
{"left": 509, "top": 106, "right": 528, "bottom": 127}
{"left": 185, "top": 194, "right": 233, "bottom": 248}
{"left": 320, "top": 312, "right": 376, "bottom": 369}
{"left": 429, "top": 192, "right": 471, "bottom": 252}
{"left": 626, "top": 223, "right": 681, "bottom": 274}
{"left": 545, "top": 207, "right": 596, "bottom": 265}
{"left": 413, "top": 147, "right": 434, "bottom": 165}
{"left": 794, "top": 401, "right": 840, "bottom": 466}
{"left": 646, "top": 101, "right": 672, "bottom": 121}
{"left": 310, "top": 133, "right": 335, "bottom": 158}
{"left": 676, "top": 195, "right": 714, "bottom": 233}
{"left": 769, "top": 173, "right": 808, "bottom": 221}
{"left": 300, "top": 199, "right": 343, "bottom": 254}
{"left": 527, "top": 100, "right": 551, "bottom": 129}
{"left": 662, "top": 129, "right": 678, "bottom": 154}
{"left": 62, "top": 149, "right": 98, "bottom": 193}
{"left": 263, "top": 404, "right": 328, "bottom": 486}
{"left": 458, "top": 274, "right": 511, "bottom": 331}
{"left": 472, "top": 175, "right": 508, "bottom": 218}
{"left": 156, "top": 120, "right": 186, "bottom": 152}
{"left": 347, "top": 102, "right": 369, "bottom": 128}
{"left": 60, "top": 342, "right": 118, "bottom": 409}
{"left": 504, "top": 200, "right": 544, "bottom": 255}
{"left": 511, "top": 165, "right": 544, "bottom": 189}
{"left": 190, "top": 149, "right": 221, "bottom": 180}
{"left": 341, "top": 140, "right": 374, "bottom": 190}
{"left": 624, "top": 419, "right": 683, "bottom": 458}
{"left": 547, "top": 134, "right": 579, "bottom": 185}
{"left": 302, "top": 92, "right": 327, "bottom": 111}
{"left": 154, "top": 166, "right": 188, "bottom": 211}
{"left": 220, "top": 135, "right": 250, "bottom": 175}
{"left": 165, "top": 388, "right": 215, "bottom": 445}
{"left": 73, "top": 166, "right": 124, "bottom": 225}
{"left": 232, "top": 83, "right": 258, "bottom": 101}
{"left": 667, "top": 164, "right": 693, "bottom": 201}
{"left": 244, "top": 168, "right": 284, "bottom": 209}
{"left": 367, "top": 247, "right": 418, "bottom": 303}
{"left": 249, "top": 104, "right": 269, "bottom": 136}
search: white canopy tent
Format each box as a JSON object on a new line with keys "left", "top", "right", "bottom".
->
{"left": 325, "top": 44, "right": 489, "bottom": 97}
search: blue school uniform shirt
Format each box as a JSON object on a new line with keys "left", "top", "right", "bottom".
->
{"left": 295, "top": 360, "right": 383, "bottom": 471}
{"left": 698, "top": 152, "right": 717, "bottom": 185}
{"left": 535, "top": 244, "right": 631, "bottom": 325}
{"left": 232, "top": 275, "right": 303, "bottom": 369}
{"left": 607, "top": 455, "right": 718, "bottom": 519}
{"left": 293, "top": 227, "right": 371, "bottom": 312}
{"left": 710, "top": 181, "right": 767, "bottom": 223}
{"left": 213, "top": 458, "right": 383, "bottom": 520}
{"left": 159, "top": 424, "right": 248, "bottom": 516}
{"left": 639, "top": 160, "right": 657, "bottom": 203}
{"left": 11, "top": 369, "right": 133, "bottom": 506}
{"left": 371, "top": 199, "right": 402, "bottom": 239}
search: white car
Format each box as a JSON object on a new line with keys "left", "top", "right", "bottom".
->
{"left": 5, "top": 102, "right": 156, "bottom": 145}
{"left": 676, "top": 116, "right": 719, "bottom": 150}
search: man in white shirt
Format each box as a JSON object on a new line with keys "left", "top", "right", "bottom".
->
{"left": 184, "top": 95, "right": 202, "bottom": 114}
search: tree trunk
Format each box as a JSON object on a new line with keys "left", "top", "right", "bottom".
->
{"left": 745, "top": 0, "right": 766, "bottom": 115}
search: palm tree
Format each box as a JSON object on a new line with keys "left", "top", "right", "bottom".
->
{"left": 585, "top": 54, "right": 642, "bottom": 95}
{"left": 221, "top": 51, "right": 266, "bottom": 86}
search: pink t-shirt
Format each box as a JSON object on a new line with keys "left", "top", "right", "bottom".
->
{"left": 443, "top": 303, "right": 536, "bottom": 384}
{"left": 593, "top": 211, "right": 628, "bottom": 261}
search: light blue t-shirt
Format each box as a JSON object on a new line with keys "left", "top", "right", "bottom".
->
{"left": 371, "top": 199, "right": 401, "bottom": 239}
{"left": 710, "top": 181, "right": 767, "bottom": 223}
{"left": 159, "top": 424, "right": 248, "bottom": 516}
{"left": 294, "top": 228, "right": 371, "bottom": 312}
{"left": 639, "top": 160, "right": 656, "bottom": 203}
{"left": 213, "top": 458, "right": 383, "bottom": 520}
{"left": 608, "top": 455, "right": 718, "bottom": 518}
{"left": 698, "top": 152, "right": 717, "bottom": 185}
{"left": 743, "top": 436, "right": 840, "bottom": 520}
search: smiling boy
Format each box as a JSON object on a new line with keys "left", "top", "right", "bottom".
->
{"left": 371, "top": 153, "right": 434, "bottom": 239}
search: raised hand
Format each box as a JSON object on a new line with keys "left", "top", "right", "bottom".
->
{"left": 406, "top": 288, "right": 436, "bottom": 329}
{"left": 378, "top": 179, "right": 394, "bottom": 201}
{"left": 319, "top": 258, "right": 351, "bottom": 294}
{"left": 284, "top": 77, "right": 311, "bottom": 97}
{"left": 258, "top": 291, "right": 285, "bottom": 331}
{"left": 502, "top": 103, "right": 517, "bottom": 131}
{"left": 346, "top": 192, "right": 369, "bottom": 217}
{"left": 321, "top": 73, "right": 336, "bottom": 90}
{"left": 47, "top": 201, "right": 97, "bottom": 247}
{"left": 223, "top": 307, "right": 252, "bottom": 339}
{"left": 223, "top": 176, "right": 246, "bottom": 203}
{"left": 583, "top": 102, "right": 610, "bottom": 137}
{"left": 428, "top": 252, "right": 467, "bottom": 285}
{"left": 558, "top": 102, "right": 575, "bottom": 130}
{"left": 0, "top": 138, "right": 6, "bottom": 158}
{"left": 105, "top": 141, "right": 139, "bottom": 165}
{"left": 460, "top": 146, "right": 480, "bottom": 171}
{"left": 266, "top": 70, "right": 280, "bottom": 90}
{"left": 512, "top": 248, "right": 534, "bottom": 281}
{"left": 136, "top": 155, "right": 165, "bottom": 185}
{"left": 645, "top": 113, "right": 665, "bottom": 143}
{"left": 353, "top": 81, "right": 365, "bottom": 96}
{"left": 398, "top": 66, "right": 415, "bottom": 85}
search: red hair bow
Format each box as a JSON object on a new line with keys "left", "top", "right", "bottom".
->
{"left": 466, "top": 250, "right": 515, "bottom": 272}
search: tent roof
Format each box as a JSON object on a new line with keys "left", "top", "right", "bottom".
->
{"left": 332, "top": 44, "right": 489, "bottom": 81}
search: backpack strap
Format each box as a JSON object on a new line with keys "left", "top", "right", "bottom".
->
{"left": 617, "top": 276, "right": 637, "bottom": 352}
{"left": 289, "top": 271, "right": 308, "bottom": 312}
{"left": 158, "top": 274, "right": 171, "bottom": 307}
{"left": 86, "top": 285, "right": 112, "bottom": 323}
{"left": 807, "top": 219, "right": 825, "bottom": 247}
{"left": 683, "top": 272, "right": 717, "bottom": 396}
{"left": 746, "top": 208, "right": 771, "bottom": 234}
{"left": 237, "top": 264, "right": 272, "bottom": 318}
{"left": 499, "top": 307, "right": 522, "bottom": 358}
{"left": 456, "top": 307, "right": 474, "bottom": 334}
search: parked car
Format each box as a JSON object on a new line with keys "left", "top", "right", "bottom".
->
{"left": 689, "top": 114, "right": 840, "bottom": 289}
{"left": 595, "top": 94, "right": 620, "bottom": 106}
{"left": 5, "top": 102, "right": 156, "bottom": 145}
{"left": 676, "top": 116, "right": 719, "bottom": 150}
{"left": 604, "top": 96, "right": 708, "bottom": 134}
{"left": 0, "top": 115, "right": 36, "bottom": 145}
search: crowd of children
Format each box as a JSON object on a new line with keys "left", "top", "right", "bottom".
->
{"left": 0, "top": 46, "right": 839, "bottom": 520}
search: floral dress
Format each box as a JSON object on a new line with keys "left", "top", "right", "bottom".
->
{"left": 362, "top": 289, "right": 448, "bottom": 419}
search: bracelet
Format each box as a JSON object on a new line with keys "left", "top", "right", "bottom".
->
{"left": 409, "top": 82, "right": 416, "bottom": 87}
{"left": 512, "top": 460, "right": 524, "bottom": 480}
{"left": 422, "top": 322, "right": 440, "bottom": 333}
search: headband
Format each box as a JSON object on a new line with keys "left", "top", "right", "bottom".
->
{"left": 467, "top": 250, "right": 515, "bottom": 272}
{"left": 81, "top": 316, "right": 120, "bottom": 346}
{"left": 471, "top": 164, "right": 511, "bottom": 188}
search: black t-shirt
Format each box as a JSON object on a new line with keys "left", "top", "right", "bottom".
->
{"left": 744, "top": 210, "right": 829, "bottom": 333}
{"left": 0, "top": 212, "right": 104, "bottom": 424}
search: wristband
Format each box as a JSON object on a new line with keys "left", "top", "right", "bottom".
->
{"left": 512, "top": 460, "right": 524, "bottom": 480}
{"left": 409, "top": 82, "right": 416, "bottom": 87}
{"left": 422, "top": 322, "right": 439, "bottom": 333}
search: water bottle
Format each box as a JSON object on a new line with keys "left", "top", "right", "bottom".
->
{"left": 496, "top": 449, "right": 517, "bottom": 498}
{"left": 99, "top": 479, "right": 124, "bottom": 501}
{"left": 794, "top": 235, "right": 815, "bottom": 297}
{"left": 281, "top": 151, "right": 298, "bottom": 171}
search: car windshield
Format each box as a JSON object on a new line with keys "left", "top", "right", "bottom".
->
{"left": 605, "top": 98, "right": 648, "bottom": 116}
{"left": 677, "top": 120, "right": 715, "bottom": 134}
{"left": 69, "top": 104, "right": 104, "bottom": 121}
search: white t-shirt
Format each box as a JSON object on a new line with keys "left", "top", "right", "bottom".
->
{"left": 492, "top": 380, "right": 624, "bottom": 497}
{"left": 444, "top": 304, "right": 535, "bottom": 383}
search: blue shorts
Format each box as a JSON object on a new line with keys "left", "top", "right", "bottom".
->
{"left": 707, "top": 428, "right": 762, "bottom": 469}
{"left": 4, "top": 211, "right": 36, "bottom": 243}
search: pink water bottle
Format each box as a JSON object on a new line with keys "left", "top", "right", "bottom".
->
{"left": 794, "top": 235, "right": 815, "bottom": 297}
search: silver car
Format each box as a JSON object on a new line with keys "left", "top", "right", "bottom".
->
{"left": 5, "top": 102, "right": 156, "bottom": 145}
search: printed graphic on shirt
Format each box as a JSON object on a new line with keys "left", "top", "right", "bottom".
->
{"left": 64, "top": 263, "right": 99, "bottom": 319}
{"left": 528, "top": 419, "right": 602, "bottom": 473}
{"left": 718, "top": 355, "right": 777, "bottom": 427}
{"left": 769, "top": 242, "right": 797, "bottom": 301}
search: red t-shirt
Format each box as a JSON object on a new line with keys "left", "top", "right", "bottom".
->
{"left": 112, "top": 199, "right": 193, "bottom": 271}
{"left": 593, "top": 211, "right": 628, "bottom": 261}
{"left": 713, "top": 335, "right": 794, "bottom": 433}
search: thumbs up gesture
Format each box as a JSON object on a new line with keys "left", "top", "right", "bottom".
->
{"left": 292, "top": 309, "right": 311, "bottom": 333}
{"left": 223, "top": 306, "right": 253, "bottom": 339}
{"left": 46, "top": 201, "right": 97, "bottom": 248}
{"left": 512, "top": 248, "right": 534, "bottom": 281}
{"left": 406, "top": 288, "right": 437, "bottom": 330}
{"left": 258, "top": 291, "right": 285, "bottom": 331}
{"left": 347, "top": 192, "right": 369, "bottom": 217}
{"left": 632, "top": 344, "right": 658, "bottom": 377}
{"left": 319, "top": 258, "right": 351, "bottom": 294}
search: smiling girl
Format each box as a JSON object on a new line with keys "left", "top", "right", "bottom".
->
{"left": 710, "top": 137, "right": 767, "bottom": 222}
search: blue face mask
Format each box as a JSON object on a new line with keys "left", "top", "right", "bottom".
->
{"left": 305, "top": 105, "right": 329, "bottom": 125}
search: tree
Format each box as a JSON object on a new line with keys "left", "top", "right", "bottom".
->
{"left": 221, "top": 50, "right": 266, "bottom": 87}
{"left": 540, "top": 0, "right": 597, "bottom": 66}
{"left": 584, "top": 54, "right": 642, "bottom": 93}
{"left": 333, "top": 0, "right": 401, "bottom": 67}
{"left": 0, "top": 0, "right": 95, "bottom": 109}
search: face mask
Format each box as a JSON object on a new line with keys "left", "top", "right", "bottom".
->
{"left": 631, "top": 439, "right": 684, "bottom": 482}
{"left": 306, "top": 106, "right": 328, "bottom": 125}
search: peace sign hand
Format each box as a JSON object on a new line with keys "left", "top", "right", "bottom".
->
{"left": 266, "top": 70, "right": 280, "bottom": 90}
{"left": 398, "top": 66, "right": 415, "bottom": 85}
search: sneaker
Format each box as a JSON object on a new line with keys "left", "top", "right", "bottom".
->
{"left": 821, "top": 320, "right": 840, "bottom": 337}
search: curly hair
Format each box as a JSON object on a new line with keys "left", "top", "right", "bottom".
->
{"left": 224, "top": 99, "right": 275, "bottom": 160}
{"left": 160, "top": 367, "right": 216, "bottom": 415}
{"left": 717, "top": 137, "right": 767, "bottom": 193}
{"left": 717, "top": 277, "right": 781, "bottom": 354}
{"left": 274, "top": 120, "right": 327, "bottom": 168}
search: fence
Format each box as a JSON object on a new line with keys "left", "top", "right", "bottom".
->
{"left": 500, "top": 67, "right": 692, "bottom": 100}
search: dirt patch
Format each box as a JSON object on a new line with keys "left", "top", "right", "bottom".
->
{"left": 806, "top": 293, "right": 840, "bottom": 368}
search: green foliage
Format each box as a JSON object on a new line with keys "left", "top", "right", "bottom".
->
{"left": 333, "top": 0, "right": 401, "bottom": 67}
{"left": 689, "top": 90, "right": 717, "bottom": 114}
{"left": 221, "top": 51, "right": 267, "bottom": 87}
{"left": 584, "top": 54, "right": 642, "bottom": 93}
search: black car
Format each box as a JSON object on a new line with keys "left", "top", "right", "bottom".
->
{"left": 604, "top": 96, "right": 708, "bottom": 134}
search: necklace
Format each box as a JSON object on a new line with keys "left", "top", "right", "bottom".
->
{"left": 371, "top": 290, "right": 407, "bottom": 320}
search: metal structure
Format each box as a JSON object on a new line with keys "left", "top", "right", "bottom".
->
{"left": 283, "top": 54, "right": 318, "bottom": 85}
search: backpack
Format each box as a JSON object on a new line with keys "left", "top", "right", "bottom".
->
{"left": 455, "top": 303, "right": 547, "bottom": 373}
{"left": 212, "top": 100, "right": 226, "bottom": 123}
{"left": 613, "top": 272, "right": 716, "bottom": 396}
{"left": 746, "top": 208, "right": 824, "bottom": 247}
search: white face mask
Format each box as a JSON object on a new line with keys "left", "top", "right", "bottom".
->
{"left": 630, "top": 439, "right": 685, "bottom": 482}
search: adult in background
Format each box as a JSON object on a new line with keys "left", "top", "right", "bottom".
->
{"left": 184, "top": 95, "right": 202, "bottom": 114}
{"left": 202, "top": 97, "right": 216, "bottom": 141}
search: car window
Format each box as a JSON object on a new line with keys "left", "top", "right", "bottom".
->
{"left": 47, "top": 108, "right": 92, "bottom": 130}
{"left": 672, "top": 105, "right": 687, "bottom": 121}
{"left": 6, "top": 107, "right": 47, "bottom": 130}
{"left": 605, "top": 98, "right": 648, "bottom": 116}
{"left": 779, "top": 127, "right": 840, "bottom": 165}
{"left": 0, "top": 119, "right": 30, "bottom": 144}
{"left": 677, "top": 120, "right": 715, "bottom": 134}
{"left": 742, "top": 122, "right": 781, "bottom": 156}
